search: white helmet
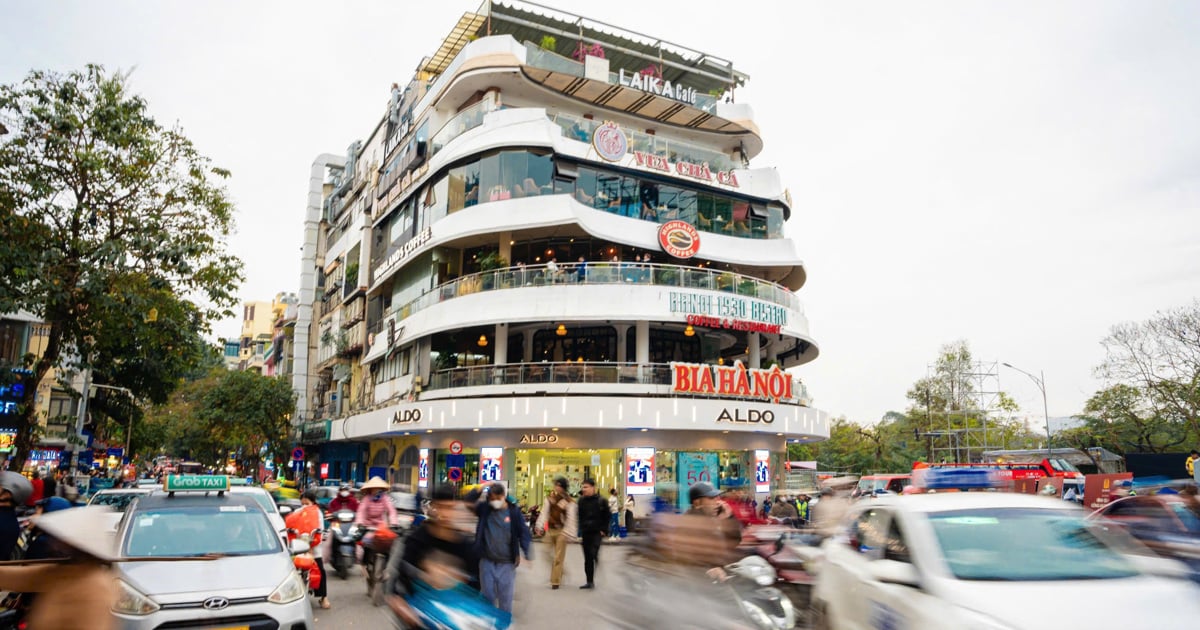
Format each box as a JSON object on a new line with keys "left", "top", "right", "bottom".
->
{"left": 0, "top": 471, "right": 33, "bottom": 505}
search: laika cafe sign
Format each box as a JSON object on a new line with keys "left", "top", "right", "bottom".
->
{"left": 618, "top": 68, "right": 699, "bottom": 106}
{"left": 671, "top": 361, "right": 795, "bottom": 404}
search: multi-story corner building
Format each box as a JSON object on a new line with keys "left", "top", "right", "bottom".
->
{"left": 0, "top": 312, "right": 82, "bottom": 468}
{"left": 231, "top": 294, "right": 300, "bottom": 375}
{"left": 299, "top": 1, "right": 828, "bottom": 509}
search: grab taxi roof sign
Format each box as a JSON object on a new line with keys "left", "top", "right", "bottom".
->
{"left": 163, "top": 474, "right": 230, "bottom": 493}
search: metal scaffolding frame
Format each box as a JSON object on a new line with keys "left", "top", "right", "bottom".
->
{"left": 921, "top": 360, "right": 1008, "bottom": 464}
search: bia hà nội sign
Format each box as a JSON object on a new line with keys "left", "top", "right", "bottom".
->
{"left": 671, "top": 361, "right": 795, "bottom": 403}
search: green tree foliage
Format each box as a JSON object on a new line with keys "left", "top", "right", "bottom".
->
{"left": 145, "top": 369, "right": 295, "bottom": 478}
{"left": 0, "top": 65, "right": 243, "bottom": 468}
{"left": 1095, "top": 301, "right": 1200, "bottom": 442}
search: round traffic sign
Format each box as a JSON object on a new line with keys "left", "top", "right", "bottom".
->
{"left": 291, "top": 447, "right": 305, "bottom": 462}
{"left": 448, "top": 467, "right": 463, "bottom": 482}
{"left": 449, "top": 441, "right": 463, "bottom": 455}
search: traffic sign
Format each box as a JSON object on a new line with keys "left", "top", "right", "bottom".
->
{"left": 292, "top": 447, "right": 305, "bottom": 462}
{"left": 449, "top": 441, "right": 463, "bottom": 455}
{"left": 448, "top": 467, "right": 463, "bottom": 482}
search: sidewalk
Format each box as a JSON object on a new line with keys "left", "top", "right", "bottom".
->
{"left": 509, "top": 537, "right": 631, "bottom": 628}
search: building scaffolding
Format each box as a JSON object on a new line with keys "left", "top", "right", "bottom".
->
{"left": 920, "top": 360, "right": 1009, "bottom": 464}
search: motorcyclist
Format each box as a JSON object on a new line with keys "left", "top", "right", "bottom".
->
{"left": 355, "top": 477, "right": 398, "bottom": 588}
{"left": 327, "top": 485, "right": 359, "bottom": 514}
{"left": 0, "top": 471, "right": 33, "bottom": 561}
{"left": 286, "top": 490, "right": 330, "bottom": 609}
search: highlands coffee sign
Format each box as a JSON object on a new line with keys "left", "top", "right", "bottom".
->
{"left": 672, "top": 361, "right": 795, "bottom": 403}
{"left": 374, "top": 227, "right": 432, "bottom": 284}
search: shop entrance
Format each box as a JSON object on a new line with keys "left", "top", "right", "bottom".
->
{"left": 512, "top": 449, "right": 622, "bottom": 510}
{"left": 435, "top": 449, "right": 480, "bottom": 488}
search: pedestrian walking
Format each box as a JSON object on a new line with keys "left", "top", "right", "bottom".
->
{"left": 473, "top": 483, "right": 532, "bottom": 613}
{"left": 624, "top": 494, "right": 635, "bottom": 533}
{"left": 1188, "top": 450, "right": 1200, "bottom": 483}
{"left": 534, "top": 477, "right": 577, "bottom": 589}
{"left": 607, "top": 489, "right": 621, "bottom": 540}
{"left": 576, "top": 479, "right": 610, "bottom": 589}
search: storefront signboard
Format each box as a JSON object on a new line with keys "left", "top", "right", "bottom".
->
{"left": 754, "top": 450, "right": 770, "bottom": 493}
{"left": 519, "top": 433, "right": 559, "bottom": 444}
{"left": 392, "top": 409, "right": 421, "bottom": 425}
{"left": 320, "top": 463, "right": 329, "bottom": 479}
{"left": 374, "top": 227, "right": 432, "bottom": 285}
{"left": 592, "top": 121, "right": 627, "bottom": 162}
{"left": 1084, "top": 472, "right": 1134, "bottom": 509}
{"left": 0, "top": 429, "right": 15, "bottom": 453}
{"left": 480, "top": 447, "right": 503, "bottom": 482}
{"left": 658, "top": 221, "right": 700, "bottom": 259}
{"left": 668, "top": 292, "right": 789, "bottom": 329}
{"left": 418, "top": 448, "right": 430, "bottom": 489}
{"left": 617, "top": 68, "right": 698, "bottom": 106}
{"left": 627, "top": 447, "right": 655, "bottom": 495}
{"left": 672, "top": 361, "right": 794, "bottom": 404}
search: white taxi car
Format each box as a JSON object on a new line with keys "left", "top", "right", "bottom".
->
{"left": 811, "top": 491, "right": 1200, "bottom": 629}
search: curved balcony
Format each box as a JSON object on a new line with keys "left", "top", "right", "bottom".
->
{"left": 380, "top": 262, "right": 802, "bottom": 330}
{"left": 424, "top": 361, "right": 812, "bottom": 407}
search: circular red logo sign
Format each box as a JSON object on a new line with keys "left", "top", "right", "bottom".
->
{"left": 592, "top": 122, "right": 627, "bottom": 162}
{"left": 449, "top": 441, "right": 464, "bottom": 455}
{"left": 658, "top": 220, "right": 701, "bottom": 259}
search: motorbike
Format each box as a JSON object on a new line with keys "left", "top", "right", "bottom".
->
{"left": 326, "top": 509, "right": 359, "bottom": 579}
{"left": 757, "top": 532, "right": 824, "bottom": 627}
{"left": 287, "top": 528, "right": 324, "bottom": 599}
{"left": 361, "top": 523, "right": 404, "bottom": 607}
{"left": 722, "top": 555, "right": 796, "bottom": 630}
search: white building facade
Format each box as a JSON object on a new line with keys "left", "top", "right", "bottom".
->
{"left": 302, "top": 1, "right": 828, "bottom": 512}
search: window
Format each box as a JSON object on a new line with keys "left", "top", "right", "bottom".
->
{"left": 851, "top": 509, "right": 889, "bottom": 557}
{"left": 125, "top": 506, "right": 281, "bottom": 557}
{"left": 532, "top": 326, "right": 617, "bottom": 363}
{"left": 400, "top": 347, "right": 412, "bottom": 376}
{"left": 628, "top": 330, "right": 702, "bottom": 364}
{"left": 884, "top": 516, "right": 911, "bottom": 563}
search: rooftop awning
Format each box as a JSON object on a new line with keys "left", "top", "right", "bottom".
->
{"left": 423, "top": 12, "right": 490, "bottom": 75}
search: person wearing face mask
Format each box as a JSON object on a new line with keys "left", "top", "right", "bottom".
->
{"left": 472, "top": 482, "right": 531, "bottom": 613}
{"left": 327, "top": 485, "right": 359, "bottom": 514}
{"left": 355, "top": 477, "right": 398, "bottom": 582}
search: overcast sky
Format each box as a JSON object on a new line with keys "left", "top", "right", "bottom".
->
{"left": 4, "top": 1, "right": 1198, "bottom": 427}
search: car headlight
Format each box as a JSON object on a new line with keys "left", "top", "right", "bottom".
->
{"left": 112, "top": 579, "right": 160, "bottom": 615}
{"left": 268, "top": 571, "right": 307, "bottom": 604}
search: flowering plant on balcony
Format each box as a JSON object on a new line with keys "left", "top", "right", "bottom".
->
{"left": 640, "top": 63, "right": 662, "bottom": 80}
{"left": 572, "top": 41, "right": 605, "bottom": 62}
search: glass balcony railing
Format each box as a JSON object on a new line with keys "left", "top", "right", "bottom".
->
{"left": 426, "top": 361, "right": 810, "bottom": 406}
{"left": 551, "top": 112, "right": 739, "bottom": 172}
{"left": 379, "top": 261, "right": 801, "bottom": 329}
{"left": 429, "top": 100, "right": 490, "bottom": 158}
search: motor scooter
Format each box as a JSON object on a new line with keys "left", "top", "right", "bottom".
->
{"left": 287, "top": 528, "right": 324, "bottom": 601}
{"left": 722, "top": 555, "right": 796, "bottom": 630}
{"left": 326, "top": 509, "right": 358, "bottom": 579}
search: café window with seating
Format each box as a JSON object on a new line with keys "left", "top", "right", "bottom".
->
{"left": 628, "top": 330, "right": 702, "bottom": 364}
{"left": 445, "top": 150, "right": 554, "bottom": 213}
{"left": 532, "top": 326, "right": 617, "bottom": 363}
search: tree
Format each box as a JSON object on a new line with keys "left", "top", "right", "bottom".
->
{"left": 1096, "top": 301, "right": 1200, "bottom": 440}
{"left": 0, "top": 65, "right": 243, "bottom": 469}
{"left": 145, "top": 369, "right": 295, "bottom": 479}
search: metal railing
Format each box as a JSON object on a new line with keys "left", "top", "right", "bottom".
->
{"left": 550, "top": 112, "right": 737, "bottom": 172}
{"left": 378, "top": 262, "right": 801, "bottom": 328}
{"left": 427, "top": 361, "right": 810, "bottom": 406}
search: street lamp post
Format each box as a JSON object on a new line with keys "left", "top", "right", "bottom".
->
{"left": 1002, "top": 363, "right": 1051, "bottom": 457}
{"left": 69, "top": 381, "right": 134, "bottom": 473}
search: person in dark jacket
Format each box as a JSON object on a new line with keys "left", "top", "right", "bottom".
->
{"left": 576, "top": 478, "right": 610, "bottom": 589}
{"left": 472, "top": 483, "right": 532, "bottom": 612}
{"left": 41, "top": 471, "right": 57, "bottom": 503}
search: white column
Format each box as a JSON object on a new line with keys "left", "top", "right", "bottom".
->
{"left": 749, "top": 332, "right": 761, "bottom": 368}
{"left": 616, "top": 325, "right": 628, "bottom": 363}
{"left": 523, "top": 329, "right": 534, "bottom": 363}
{"left": 494, "top": 323, "right": 508, "bottom": 365}
{"left": 636, "top": 321, "right": 650, "bottom": 364}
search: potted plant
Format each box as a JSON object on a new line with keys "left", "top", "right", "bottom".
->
{"left": 572, "top": 41, "right": 605, "bottom": 62}
{"left": 344, "top": 261, "right": 360, "bottom": 288}
{"left": 477, "top": 250, "right": 508, "bottom": 290}
{"left": 539, "top": 35, "right": 557, "bottom": 52}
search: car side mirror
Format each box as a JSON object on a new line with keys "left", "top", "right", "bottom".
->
{"left": 290, "top": 539, "right": 311, "bottom": 556}
{"left": 869, "top": 559, "right": 920, "bottom": 587}
{"left": 278, "top": 506, "right": 293, "bottom": 516}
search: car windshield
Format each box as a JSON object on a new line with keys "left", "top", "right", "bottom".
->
{"left": 89, "top": 492, "right": 142, "bottom": 512}
{"left": 929, "top": 508, "right": 1140, "bottom": 581}
{"left": 125, "top": 505, "right": 281, "bottom": 557}
{"left": 1168, "top": 503, "right": 1200, "bottom": 534}
{"left": 244, "top": 491, "right": 277, "bottom": 515}
{"left": 1048, "top": 458, "right": 1080, "bottom": 473}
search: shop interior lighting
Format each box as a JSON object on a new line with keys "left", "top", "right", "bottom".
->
{"left": 556, "top": 324, "right": 567, "bottom": 336}
{"left": 477, "top": 335, "right": 488, "bottom": 347}
{"left": 684, "top": 325, "right": 695, "bottom": 337}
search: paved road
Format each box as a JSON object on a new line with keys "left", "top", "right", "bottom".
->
{"left": 312, "top": 537, "right": 633, "bottom": 629}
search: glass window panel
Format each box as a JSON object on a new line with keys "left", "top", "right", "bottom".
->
{"left": 447, "top": 168, "right": 466, "bottom": 213}
{"left": 478, "top": 153, "right": 503, "bottom": 203}
{"left": 575, "top": 168, "right": 598, "bottom": 207}
{"left": 596, "top": 172, "right": 623, "bottom": 213}
{"left": 767, "top": 206, "right": 784, "bottom": 238}
{"left": 639, "top": 181, "right": 660, "bottom": 222}
{"left": 712, "top": 196, "right": 733, "bottom": 233}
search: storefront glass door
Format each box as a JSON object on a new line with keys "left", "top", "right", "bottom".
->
{"left": 512, "top": 448, "right": 622, "bottom": 510}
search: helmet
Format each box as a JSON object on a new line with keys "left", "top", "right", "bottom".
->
{"left": 688, "top": 482, "right": 720, "bottom": 505}
{"left": 0, "top": 471, "right": 33, "bottom": 505}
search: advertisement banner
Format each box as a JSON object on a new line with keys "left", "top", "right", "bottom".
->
{"left": 418, "top": 448, "right": 429, "bottom": 489}
{"left": 1084, "top": 473, "right": 1134, "bottom": 509}
{"left": 480, "top": 447, "right": 503, "bottom": 482}
{"left": 626, "top": 447, "right": 655, "bottom": 495}
{"left": 679, "top": 452, "right": 718, "bottom": 488}
{"left": 755, "top": 450, "right": 771, "bottom": 493}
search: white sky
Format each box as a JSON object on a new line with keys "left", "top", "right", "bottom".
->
{"left": 4, "top": 1, "right": 1199, "bottom": 427}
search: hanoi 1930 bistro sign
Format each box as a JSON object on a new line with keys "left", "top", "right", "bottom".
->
{"left": 668, "top": 291, "right": 788, "bottom": 334}
{"left": 672, "top": 361, "right": 795, "bottom": 404}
